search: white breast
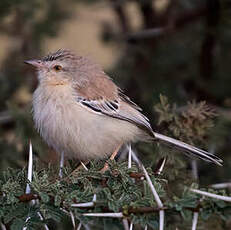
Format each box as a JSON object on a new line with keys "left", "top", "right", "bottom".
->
{"left": 32, "top": 84, "right": 141, "bottom": 160}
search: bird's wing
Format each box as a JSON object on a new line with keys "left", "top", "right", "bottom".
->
{"left": 75, "top": 75, "right": 154, "bottom": 137}
{"left": 76, "top": 95, "right": 154, "bottom": 137}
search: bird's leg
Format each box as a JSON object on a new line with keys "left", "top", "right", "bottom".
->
{"left": 100, "top": 144, "right": 122, "bottom": 173}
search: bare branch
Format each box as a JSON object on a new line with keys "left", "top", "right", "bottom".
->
{"left": 126, "top": 6, "right": 207, "bottom": 41}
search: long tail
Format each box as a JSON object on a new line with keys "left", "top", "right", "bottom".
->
{"left": 153, "top": 132, "right": 223, "bottom": 166}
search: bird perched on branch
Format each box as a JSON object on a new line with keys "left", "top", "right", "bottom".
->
{"left": 25, "top": 49, "right": 222, "bottom": 166}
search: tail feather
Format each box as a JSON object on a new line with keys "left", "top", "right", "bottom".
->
{"left": 153, "top": 132, "right": 223, "bottom": 166}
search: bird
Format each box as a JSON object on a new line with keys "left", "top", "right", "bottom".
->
{"left": 24, "top": 49, "right": 222, "bottom": 166}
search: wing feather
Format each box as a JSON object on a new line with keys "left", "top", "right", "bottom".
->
{"left": 76, "top": 96, "right": 154, "bottom": 137}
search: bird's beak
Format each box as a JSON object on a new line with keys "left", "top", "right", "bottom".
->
{"left": 24, "top": 59, "right": 43, "bottom": 68}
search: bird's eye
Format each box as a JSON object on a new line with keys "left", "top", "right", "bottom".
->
{"left": 53, "top": 65, "right": 62, "bottom": 71}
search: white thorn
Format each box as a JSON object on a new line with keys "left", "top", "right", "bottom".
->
{"left": 128, "top": 144, "right": 132, "bottom": 169}
{"left": 141, "top": 164, "right": 163, "bottom": 208}
{"left": 131, "top": 151, "right": 164, "bottom": 230}
{"left": 210, "top": 182, "right": 231, "bottom": 189}
{"left": 92, "top": 194, "right": 97, "bottom": 202}
{"left": 155, "top": 158, "right": 166, "bottom": 175}
{"left": 71, "top": 202, "right": 94, "bottom": 208}
{"left": 129, "top": 222, "right": 133, "bottom": 230}
{"left": 192, "top": 212, "right": 198, "bottom": 230}
{"left": 24, "top": 142, "right": 49, "bottom": 230}
{"left": 190, "top": 188, "right": 231, "bottom": 202}
{"left": 83, "top": 224, "right": 91, "bottom": 230}
{"left": 122, "top": 219, "right": 129, "bottom": 230}
{"left": 69, "top": 211, "right": 76, "bottom": 229}
{"left": 60, "top": 208, "right": 69, "bottom": 214}
{"left": 26, "top": 140, "right": 33, "bottom": 194}
{"left": 83, "top": 212, "right": 123, "bottom": 218}
{"left": 191, "top": 160, "right": 198, "bottom": 180}
{"left": 37, "top": 212, "right": 49, "bottom": 230}
{"left": 22, "top": 216, "right": 31, "bottom": 230}
{"left": 77, "top": 222, "right": 82, "bottom": 230}
{"left": 0, "top": 222, "right": 6, "bottom": 230}
{"left": 81, "top": 161, "right": 88, "bottom": 171}
{"left": 144, "top": 225, "right": 148, "bottom": 230}
{"left": 159, "top": 210, "right": 164, "bottom": 230}
{"left": 59, "top": 151, "right": 65, "bottom": 178}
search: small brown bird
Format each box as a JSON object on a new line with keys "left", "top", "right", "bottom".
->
{"left": 25, "top": 49, "right": 222, "bottom": 166}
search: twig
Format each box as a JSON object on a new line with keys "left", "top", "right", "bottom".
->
{"left": 190, "top": 188, "right": 231, "bottom": 202}
{"left": 127, "top": 28, "right": 165, "bottom": 40}
{"left": 126, "top": 6, "right": 207, "bottom": 41}
{"left": 192, "top": 212, "right": 199, "bottom": 230}
{"left": 129, "top": 172, "right": 145, "bottom": 180}
{"left": 126, "top": 206, "right": 167, "bottom": 214}
{"left": 18, "top": 193, "right": 39, "bottom": 202}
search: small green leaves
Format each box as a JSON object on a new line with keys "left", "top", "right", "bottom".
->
{"left": 0, "top": 161, "right": 230, "bottom": 229}
{"left": 154, "top": 95, "right": 217, "bottom": 146}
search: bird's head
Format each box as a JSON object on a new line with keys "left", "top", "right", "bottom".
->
{"left": 24, "top": 49, "right": 101, "bottom": 86}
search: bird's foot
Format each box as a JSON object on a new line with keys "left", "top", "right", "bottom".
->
{"left": 100, "top": 144, "right": 122, "bottom": 173}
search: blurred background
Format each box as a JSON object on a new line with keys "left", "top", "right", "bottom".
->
{"left": 0, "top": 0, "right": 231, "bottom": 186}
